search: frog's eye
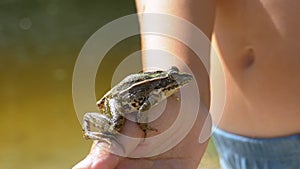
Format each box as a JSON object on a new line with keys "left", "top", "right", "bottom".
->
{"left": 168, "top": 74, "right": 175, "bottom": 80}
{"left": 171, "top": 66, "right": 179, "bottom": 72}
{"left": 167, "top": 66, "right": 179, "bottom": 76}
{"left": 167, "top": 69, "right": 179, "bottom": 81}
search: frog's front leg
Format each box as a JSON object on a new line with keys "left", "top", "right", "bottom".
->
{"left": 82, "top": 112, "right": 124, "bottom": 151}
{"left": 108, "top": 99, "right": 126, "bottom": 132}
{"left": 137, "top": 95, "right": 159, "bottom": 138}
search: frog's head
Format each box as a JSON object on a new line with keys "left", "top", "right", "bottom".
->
{"left": 159, "top": 66, "right": 193, "bottom": 97}
{"left": 167, "top": 66, "right": 193, "bottom": 86}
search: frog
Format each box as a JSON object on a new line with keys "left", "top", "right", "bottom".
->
{"left": 82, "top": 66, "right": 193, "bottom": 151}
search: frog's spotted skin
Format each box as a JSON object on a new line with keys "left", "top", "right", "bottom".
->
{"left": 82, "top": 66, "right": 193, "bottom": 151}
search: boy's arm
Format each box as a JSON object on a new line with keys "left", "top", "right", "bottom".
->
{"left": 135, "top": 0, "right": 217, "bottom": 168}
{"left": 73, "top": 1, "right": 216, "bottom": 169}
{"left": 136, "top": 0, "right": 216, "bottom": 107}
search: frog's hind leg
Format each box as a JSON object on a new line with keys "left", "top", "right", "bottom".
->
{"left": 82, "top": 112, "right": 124, "bottom": 152}
{"left": 83, "top": 131, "right": 117, "bottom": 146}
{"left": 108, "top": 99, "right": 126, "bottom": 133}
{"left": 82, "top": 112, "right": 112, "bottom": 133}
{"left": 137, "top": 97, "right": 159, "bottom": 138}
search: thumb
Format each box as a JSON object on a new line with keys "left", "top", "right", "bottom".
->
{"left": 72, "top": 142, "right": 120, "bottom": 169}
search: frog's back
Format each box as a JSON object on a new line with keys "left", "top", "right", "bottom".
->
{"left": 110, "top": 70, "right": 166, "bottom": 93}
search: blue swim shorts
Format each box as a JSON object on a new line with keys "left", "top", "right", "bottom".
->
{"left": 212, "top": 126, "right": 300, "bottom": 169}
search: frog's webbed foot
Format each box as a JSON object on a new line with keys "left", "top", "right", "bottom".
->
{"left": 83, "top": 131, "right": 118, "bottom": 147}
{"left": 137, "top": 99, "right": 158, "bottom": 138}
{"left": 137, "top": 120, "right": 158, "bottom": 138}
{"left": 82, "top": 112, "right": 125, "bottom": 153}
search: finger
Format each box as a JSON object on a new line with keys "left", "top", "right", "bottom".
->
{"left": 72, "top": 142, "right": 120, "bottom": 169}
{"left": 115, "top": 158, "right": 154, "bottom": 169}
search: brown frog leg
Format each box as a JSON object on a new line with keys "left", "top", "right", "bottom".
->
{"left": 137, "top": 96, "right": 159, "bottom": 138}
{"left": 108, "top": 99, "right": 126, "bottom": 132}
{"left": 82, "top": 112, "right": 125, "bottom": 152}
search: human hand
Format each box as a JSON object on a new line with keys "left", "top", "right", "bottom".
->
{"left": 73, "top": 93, "right": 210, "bottom": 169}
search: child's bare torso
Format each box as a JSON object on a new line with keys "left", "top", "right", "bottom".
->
{"left": 213, "top": 0, "right": 300, "bottom": 137}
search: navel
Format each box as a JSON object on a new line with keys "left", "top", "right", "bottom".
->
{"left": 242, "top": 47, "right": 255, "bottom": 68}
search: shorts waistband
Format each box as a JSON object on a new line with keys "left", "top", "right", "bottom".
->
{"left": 212, "top": 126, "right": 300, "bottom": 160}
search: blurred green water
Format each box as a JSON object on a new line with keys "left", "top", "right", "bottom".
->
{"left": 0, "top": 1, "right": 219, "bottom": 168}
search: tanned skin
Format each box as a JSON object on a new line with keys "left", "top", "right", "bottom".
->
{"left": 73, "top": 0, "right": 300, "bottom": 168}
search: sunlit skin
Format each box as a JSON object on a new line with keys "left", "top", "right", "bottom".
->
{"left": 73, "top": 0, "right": 300, "bottom": 168}
{"left": 214, "top": 0, "right": 300, "bottom": 137}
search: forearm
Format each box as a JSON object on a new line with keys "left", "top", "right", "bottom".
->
{"left": 136, "top": 0, "right": 215, "bottom": 107}
{"left": 135, "top": 1, "right": 216, "bottom": 166}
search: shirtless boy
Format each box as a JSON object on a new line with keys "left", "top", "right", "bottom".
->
{"left": 73, "top": 0, "right": 300, "bottom": 168}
